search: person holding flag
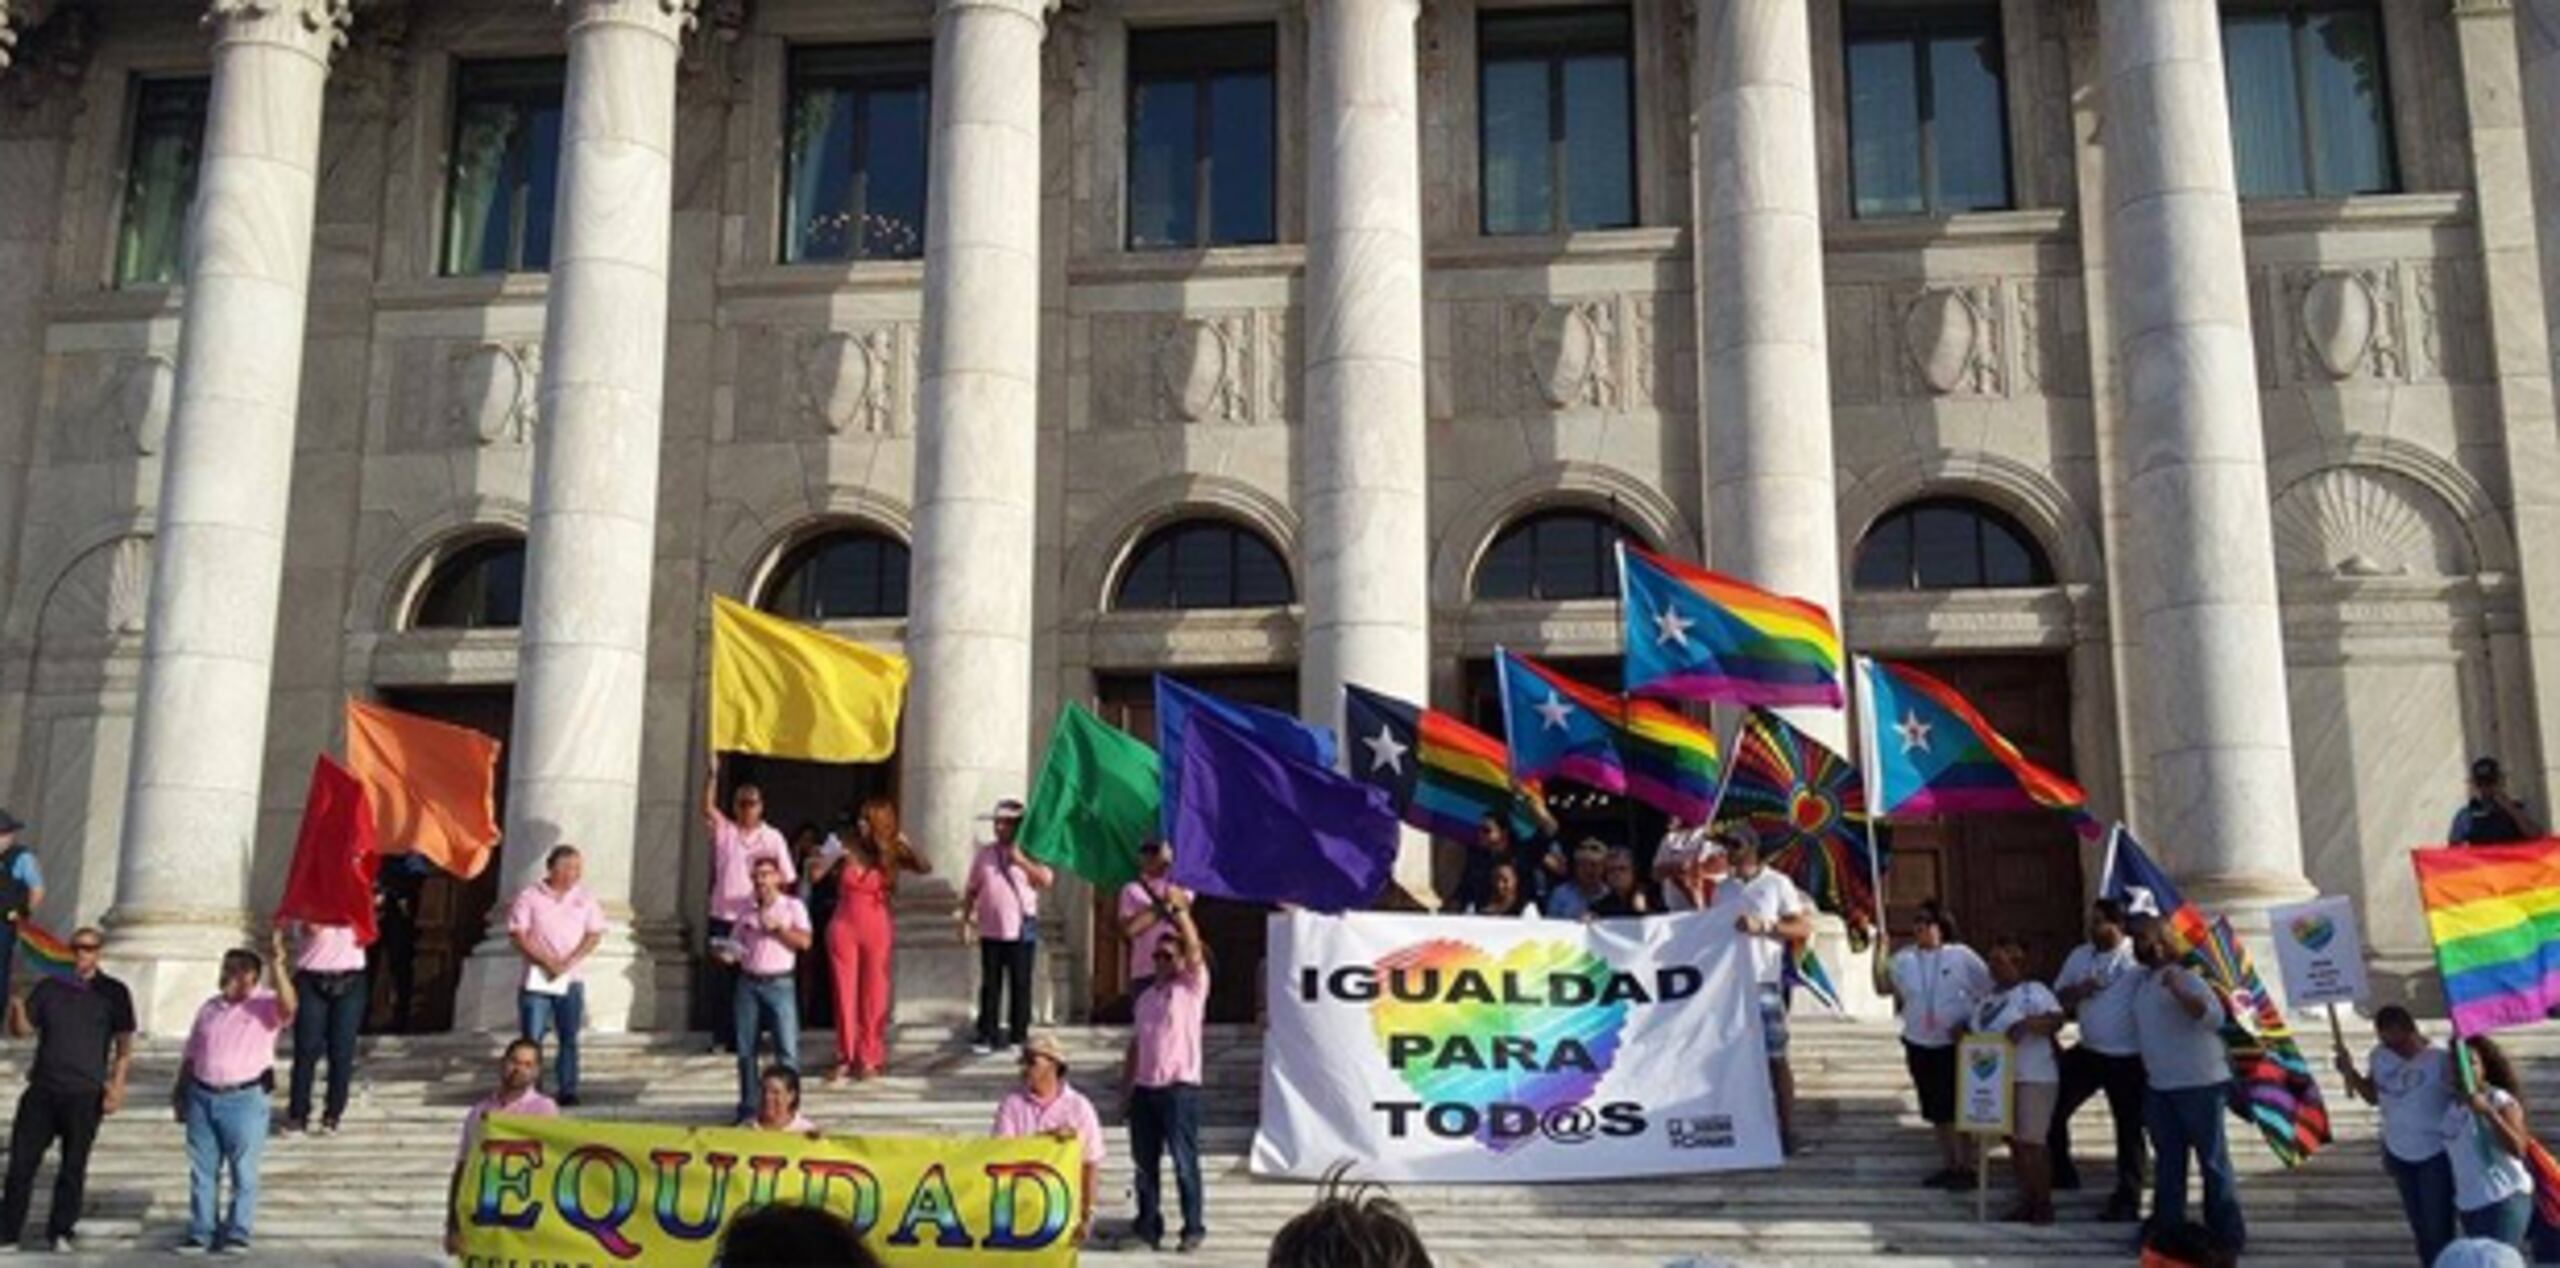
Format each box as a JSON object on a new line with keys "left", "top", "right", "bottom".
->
{"left": 2442, "top": 1035, "right": 2538, "bottom": 1249}
{"left": 2132, "top": 917, "right": 2244, "bottom": 1254}
{"left": 1705, "top": 828, "right": 1814, "bottom": 1153}
{"left": 1117, "top": 840, "right": 1190, "bottom": 997}
{"left": 2335, "top": 1006, "right": 2457, "bottom": 1264}
{"left": 963, "top": 800, "right": 1052, "bottom": 1056}
{"left": 703, "top": 766, "right": 796, "bottom": 1057}
{"left": 1888, "top": 903, "right": 1992, "bottom": 1189}
{"left": 2050, "top": 899, "right": 2149, "bottom": 1224}
{"left": 279, "top": 917, "right": 367, "bottom": 1137}
{"left": 0, "top": 809, "right": 44, "bottom": 1003}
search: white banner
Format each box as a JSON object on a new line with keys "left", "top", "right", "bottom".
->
{"left": 2268, "top": 895, "right": 2368, "bottom": 1008}
{"left": 1252, "top": 910, "right": 1783, "bottom": 1182}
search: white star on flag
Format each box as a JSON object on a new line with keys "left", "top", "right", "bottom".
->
{"left": 1363, "top": 724, "right": 1409, "bottom": 776}
{"left": 2122, "top": 886, "right": 2160, "bottom": 917}
{"left": 1535, "top": 692, "right": 1573, "bottom": 731}
{"left": 1651, "top": 604, "right": 1695, "bottom": 649}
{"left": 1895, "top": 711, "right": 1933, "bottom": 755}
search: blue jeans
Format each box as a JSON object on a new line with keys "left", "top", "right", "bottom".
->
{"left": 733, "top": 974, "right": 800, "bottom": 1119}
{"left": 287, "top": 970, "right": 366, "bottom": 1124}
{"left": 2387, "top": 1150, "right": 2457, "bottom": 1266}
{"left": 2146, "top": 1084, "right": 2244, "bottom": 1253}
{"left": 518, "top": 983, "right": 586, "bottom": 1099}
{"left": 1130, "top": 1084, "right": 1204, "bottom": 1245}
{"left": 183, "top": 1083, "right": 269, "bottom": 1247}
{"left": 2466, "top": 1193, "right": 2536, "bottom": 1248}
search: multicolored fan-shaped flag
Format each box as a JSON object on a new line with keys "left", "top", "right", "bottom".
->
{"left": 1715, "top": 708, "right": 1882, "bottom": 925}
{"left": 1785, "top": 940, "right": 1842, "bottom": 1013}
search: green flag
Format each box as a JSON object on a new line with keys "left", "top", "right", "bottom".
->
{"left": 1018, "top": 703, "right": 1161, "bottom": 889}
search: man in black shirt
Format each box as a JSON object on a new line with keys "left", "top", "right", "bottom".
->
{"left": 0, "top": 926, "right": 133, "bottom": 1253}
{"left": 2451, "top": 756, "right": 2545, "bottom": 845}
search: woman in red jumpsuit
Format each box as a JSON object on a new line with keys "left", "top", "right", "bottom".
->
{"left": 827, "top": 797, "right": 929, "bottom": 1081}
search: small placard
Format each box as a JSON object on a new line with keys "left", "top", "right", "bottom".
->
{"left": 2268, "top": 895, "right": 2368, "bottom": 1009}
{"left": 1955, "top": 1033, "right": 2013, "bottom": 1138}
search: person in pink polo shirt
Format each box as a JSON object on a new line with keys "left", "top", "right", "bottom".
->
{"left": 172, "top": 931, "right": 297, "bottom": 1256}
{"left": 704, "top": 765, "right": 795, "bottom": 1056}
{"left": 962, "top": 800, "right": 1052, "bottom": 1055}
{"left": 444, "top": 1039, "right": 557, "bottom": 1258}
{"left": 1116, "top": 839, "right": 1189, "bottom": 1001}
{"left": 1128, "top": 904, "right": 1208, "bottom": 1253}
{"left": 508, "top": 845, "right": 608, "bottom": 1106}
{"left": 281, "top": 917, "right": 367, "bottom": 1136}
{"left": 991, "top": 1032, "right": 1102, "bottom": 1245}
{"left": 747, "top": 1065, "right": 819, "bottom": 1136}
{"left": 722, "top": 856, "right": 812, "bottom": 1123}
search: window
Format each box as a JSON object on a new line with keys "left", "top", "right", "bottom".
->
{"left": 1478, "top": 8, "right": 1635, "bottom": 236}
{"left": 1473, "top": 510, "right": 1636, "bottom": 602}
{"left": 113, "top": 77, "right": 210, "bottom": 289}
{"left": 2221, "top": 3, "right": 2396, "bottom": 199}
{"left": 762, "top": 529, "right": 911, "bottom": 621}
{"left": 412, "top": 538, "right": 526, "bottom": 629}
{"left": 442, "top": 59, "right": 566, "bottom": 276}
{"left": 1128, "top": 26, "right": 1277, "bottom": 250}
{"left": 1853, "top": 498, "right": 2052, "bottom": 590}
{"left": 1113, "top": 520, "right": 1292, "bottom": 611}
{"left": 1843, "top": 4, "right": 2010, "bottom": 219}
{"left": 784, "top": 44, "right": 932, "bottom": 264}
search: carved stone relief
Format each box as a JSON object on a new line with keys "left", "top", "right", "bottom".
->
{"left": 1439, "top": 294, "right": 1684, "bottom": 419}
{"left": 2012, "top": 277, "right": 2090, "bottom": 399}
{"left": 1897, "top": 284, "right": 2004, "bottom": 398}
{"left": 1830, "top": 276, "right": 2059, "bottom": 402}
{"left": 1092, "top": 309, "right": 1293, "bottom": 428}
{"left": 2409, "top": 260, "right": 2493, "bottom": 383}
{"left": 797, "top": 328, "right": 897, "bottom": 435}
{"left": 2252, "top": 261, "right": 2480, "bottom": 387}
{"left": 445, "top": 341, "right": 539, "bottom": 447}
{"left": 1520, "top": 300, "right": 1617, "bottom": 411}
{"left": 37, "top": 533, "right": 152, "bottom": 642}
{"left": 2271, "top": 466, "right": 2472, "bottom": 579}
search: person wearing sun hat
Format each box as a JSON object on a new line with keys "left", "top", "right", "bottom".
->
{"left": 962, "top": 799, "right": 1052, "bottom": 1055}
{"left": 990, "top": 1032, "right": 1102, "bottom": 1244}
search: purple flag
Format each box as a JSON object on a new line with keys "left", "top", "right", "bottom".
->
{"left": 1169, "top": 707, "right": 1400, "bottom": 913}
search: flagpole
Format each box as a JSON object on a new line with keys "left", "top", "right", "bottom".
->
{"left": 1611, "top": 538, "right": 1644, "bottom": 855}
{"left": 1854, "top": 657, "right": 1892, "bottom": 986}
{"left": 1701, "top": 715, "right": 1743, "bottom": 831}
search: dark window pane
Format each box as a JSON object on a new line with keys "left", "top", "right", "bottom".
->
{"left": 1480, "top": 59, "right": 1551, "bottom": 235}
{"left": 785, "top": 87, "right": 860, "bottom": 262}
{"left": 1476, "top": 533, "right": 1534, "bottom": 601}
{"left": 1129, "top": 76, "right": 1199, "bottom": 248}
{"left": 1207, "top": 70, "right": 1276, "bottom": 244}
{"left": 861, "top": 84, "right": 929, "bottom": 259}
{"left": 1113, "top": 520, "right": 1294, "bottom": 610}
{"left": 783, "top": 44, "right": 931, "bottom": 263}
{"left": 114, "top": 78, "right": 210, "bottom": 289}
{"left": 1853, "top": 499, "right": 2053, "bottom": 592}
{"left": 1561, "top": 54, "right": 1634, "bottom": 229}
{"left": 2303, "top": 7, "right": 2394, "bottom": 195}
{"left": 1853, "top": 516, "right": 1914, "bottom": 589}
{"left": 1909, "top": 504, "right": 1980, "bottom": 589}
{"left": 1847, "top": 37, "right": 1924, "bottom": 218}
{"left": 1928, "top": 32, "right": 2009, "bottom": 212}
{"left": 763, "top": 530, "right": 912, "bottom": 620}
{"left": 1117, "top": 545, "right": 1173, "bottom": 610}
{"left": 2224, "top": 14, "right": 2310, "bottom": 198}
{"left": 1473, "top": 511, "right": 1632, "bottom": 602}
{"left": 1534, "top": 516, "right": 1601, "bottom": 600}
{"left": 1980, "top": 519, "right": 2037, "bottom": 587}
{"left": 415, "top": 539, "right": 527, "bottom": 630}
{"left": 443, "top": 60, "right": 567, "bottom": 276}
{"left": 1234, "top": 534, "right": 1291, "bottom": 606}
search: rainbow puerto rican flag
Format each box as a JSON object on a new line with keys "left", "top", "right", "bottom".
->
{"left": 1856, "top": 656, "right": 2099, "bottom": 840}
{"left": 1496, "top": 649, "right": 1719, "bottom": 823}
{"left": 1618, "top": 544, "right": 1844, "bottom": 709}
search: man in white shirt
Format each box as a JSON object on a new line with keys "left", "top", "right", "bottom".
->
{"left": 1650, "top": 822, "right": 1721, "bottom": 912}
{"left": 2131, "top": 918, "right": 2242, "bottom": 1254}
{"left": 2048, "top": 898, "right": 2147, "bottom": 1222}
{"left": 1707, "top": 829, "right": 1813, "bottom": 1153}
{"left": 2336, "top": 1004, "right": 2456, "bottom": 1265}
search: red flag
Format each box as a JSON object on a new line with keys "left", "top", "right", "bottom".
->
{"left": 276, "top": 755, "right": 381, "bottom": 943}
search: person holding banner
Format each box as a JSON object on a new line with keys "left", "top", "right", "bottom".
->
{"left": 1129, "top": 902, "right": 1209, "bottom": 1252}
{"left": 2335, "top": 1005, "right": 2457, "bottom": 1264}
{"left": 992, "top": 1033, "right": 1102, "bottom": 1245}
{"left": 2132, "top": 918, "right": 2244, "bottom": 1253}
{"left": 1479, "top": 862, "right": 1539, "bottom": 918}
{"left": 1544, "top": 841, "right": 1613, "bottom": 921}
{"left": 725, "top": 857, "right": 812, "bottom": 1124}
{"left": 1594, "top": 847, "right": 1653, "bottom": 917}
{"left": 1888, "top": 903, "right": 1993, "bottom": 1189}
{"left": 1707, "top": 830, "right": 1815, "bottom": 1153}
{"left": 749, "top": 1065, "right": 819, "bottom": 1135}
{"left": 443, "top": 1038, "right": 557, "bottom": 1258}
{"left": 1651, "top": 821, "right": 1720, "bottom": 911}
{"left": 1968, "top": 935, "right": 2065, "bottom": 1225}
{"left": 507, "top": 846, "right": 607, "bottom": 1106}
{"left": 703, "top": 770, "right": 796, "bottom": 1057}
{"left": 173, "top": 934, "right": 297, "bottom": 1256}
{"left": 2442, "top": 1036, "right": 2537, "bottom": 1249}
{"left": 2051, "top": 899, "right": 2148, "bottom": 1223}
{"left": 827, "top": 797, "right": 929, "bottom": 1082}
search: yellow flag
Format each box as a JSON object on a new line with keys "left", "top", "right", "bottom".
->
{"left": 709, "top": 595, "right": 908, "bottom": 762}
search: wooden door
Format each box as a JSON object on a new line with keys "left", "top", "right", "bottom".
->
{"left": 368, "top": 686, "right": 513, "bottom": 1033}
{"left": 1089, "top": 670, "right": 1296, "bottom": 1024}
{"left": 1876, "top": 654, "right": 2085, "bottom": 977}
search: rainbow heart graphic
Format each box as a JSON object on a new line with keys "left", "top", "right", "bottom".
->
{"left": 1969, "top": 1049, "right": 2002, "bottom": 1081}
{"left": 2289, "top": 914, "right": 2336, "bottom": 952}
{"left": 1365, "top": 938, "right": 1630, "bottom": 1154}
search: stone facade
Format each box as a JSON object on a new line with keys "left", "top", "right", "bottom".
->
{"left": 1, "top": 0, "right": 2555, "bottom": 1032}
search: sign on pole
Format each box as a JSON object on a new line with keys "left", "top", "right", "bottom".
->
{"left": 1954, "top": 1034, "right": 2013, "bottom": 1138}
{"left": 2267, "top": 895, "right": 2368, "bottom": 1009}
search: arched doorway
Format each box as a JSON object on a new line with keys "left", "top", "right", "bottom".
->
{"left": 1851, "top": 496, "right": 2084, "bottom": 973}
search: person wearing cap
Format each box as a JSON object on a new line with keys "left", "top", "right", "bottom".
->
{"left": 963, "top": 799, "right": 1053, "bottom": 1055}
{"left": 1651, "top": 820, "right": 1724, "bottom": 912}
{"left": 2452, "top": 757, "right": 2543, "bottom": 846}
{"left": 991, "top": 1033, "right": 1102, "bottom": 1245}
{"left": 1117, "top": 839, "right": 1190, "bottom": 1000}
{"left": 1706, "top": 828, "right": 1814, "bottom": 1154}
{"left": 1542, "top": 839, "right": 1613, "bottom": 921}
{"left": 0, "top": 809, "right": 45, "bottom": 1005}
{"left": 1129, "top": 899, "right": 1209, "bottom": 1253}
{"left": 704, "top": 762, "right": 796, "bottom": 1056}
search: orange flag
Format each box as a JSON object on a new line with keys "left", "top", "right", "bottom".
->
{"left": 344, "top": 698, "right": 502, "bottom": 879}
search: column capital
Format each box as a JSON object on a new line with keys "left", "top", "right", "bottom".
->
{"left": 558, "top": 0, "right": 699, "bottom": 42}
{"left": 1303, "top": 0, "right": 1420, "bottom": 19}
{"left": 203, "top": 0, "right": 351, "bottom": 62}
{"left": 935, "top": 0, "right": 1057, "bottom": 28}
{"left": 1, "top": 1, "right": 20, "bottom": 74}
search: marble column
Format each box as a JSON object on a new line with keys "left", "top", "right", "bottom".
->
{"left": 2502, "top": 1, "right": 2560, "bottom": 811}
{"left": 1300, "top": 0, "right": 1432, "bottom": 897}
{"left": 899, "top": 0, "right": 1051, "bottom": 1013}
{"left": 453, "top": 0, "right": 693, "bottom": 1032}
{"left": 1693, "top": 0, "right": 1845, "bottom": 751}
{"left": 2097, "top": 0, "right": 2308, "bottom": 914}
{"left": 108, "top": 0, "right": 348, "bottom": 1032}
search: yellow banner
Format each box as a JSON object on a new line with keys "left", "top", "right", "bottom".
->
{"left": 708, "top": 594, "right": 909, "bottom": 763}
{"left": 454, "top": 1115, "right": 1081, "bottom": 1267}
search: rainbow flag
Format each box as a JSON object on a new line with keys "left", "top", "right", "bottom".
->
{"left": 1496, "top": 650, "right": 1720, "bottom": 823}
{"left": 1715, "top": 709, "right": 1882, "bottom": 924}
{"left": 14, "top": 921, "right": 75, "bottom": 984}
{"left": 1857, "top": 657, "right": 2099, "bottom": 840}
{"left": 1786, "top": 941, "right": 1842, "bottom": 1012}
{"left": 2194, "top": 915, "right": 2332, "bottom": 1168}
{"left": 2413, "top": 842, "right": 2560, "bottom": 1035}
{"left": 1343, "top": 684, "right": 1538, "bottom": 841}
{"left": 1618, "top": 544, "right": 1845, "bottom": 708}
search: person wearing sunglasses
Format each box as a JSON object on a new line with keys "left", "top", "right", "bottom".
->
{"left": 703, "top": 763, "right": 796, "bottom": 1057}
{"left": 0, "top": 927, "right": 131, "bottom": 1254}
